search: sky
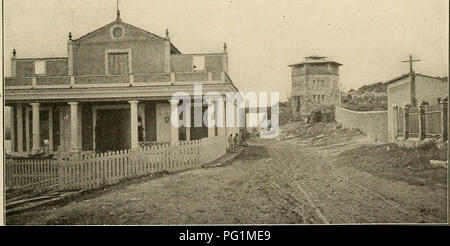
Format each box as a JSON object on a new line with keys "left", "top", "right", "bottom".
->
{"left": 3, "top": 0, "right": 449, "bottom": 102}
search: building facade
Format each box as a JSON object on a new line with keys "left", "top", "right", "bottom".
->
{"left": 385, "top": 72, "right": 448, "bottom": 142}
{"left": 288, "top": 56, "right": 342, "bottom": 119}
{"left": 5, "top": 14, "right": 240, "bottom": 156}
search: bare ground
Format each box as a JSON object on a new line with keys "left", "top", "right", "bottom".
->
{"left": 7, "top": 122, "right": 447, "bottom": 225}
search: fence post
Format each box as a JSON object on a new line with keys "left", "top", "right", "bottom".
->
{"left": 70, "top": 153, "right": 81, "bottom": 189}
{"left": 403, "top": 102, "right": 411, "bottom": 140}
{"left": 418, "top": 102, "right": 425, "bottom": 140}
{"left": 57, "top": 152, "right": 65, "bottom": 190}
{"left": 392, "top": 104, "right": 398, "bottom": 139}
{"left": 440, "top": 98, "right": 448, "bottom": 142}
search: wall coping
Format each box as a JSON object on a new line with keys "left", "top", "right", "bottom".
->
{"left": 171, "top": 53, "right": 226, "bottom": 57}
{"left": 336, "top": 106, "right": 387, "bottom": 114}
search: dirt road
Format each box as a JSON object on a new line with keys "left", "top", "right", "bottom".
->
{"left": 8, "top": 126, "right": 447, "bottom": 224}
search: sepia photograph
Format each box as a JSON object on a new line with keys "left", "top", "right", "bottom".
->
{"left": 1, "top": 0, "right": 449, "bottom": 230}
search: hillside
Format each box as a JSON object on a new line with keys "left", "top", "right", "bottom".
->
{"left": 342, "top": 82, "right": 387, "bottom": 111}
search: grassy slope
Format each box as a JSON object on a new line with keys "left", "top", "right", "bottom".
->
{"left": 336, "top": 143, "right": 447, "bottom": 187}
{"left": 282, "top": 121, "right": 447, "bottom": 187}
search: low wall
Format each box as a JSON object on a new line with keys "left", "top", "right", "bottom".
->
{"left": 335, "top": 106, "right": 388, "bottom": 142}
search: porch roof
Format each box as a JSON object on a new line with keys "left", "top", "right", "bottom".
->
{"left": 4, "top": 82, "right": 238, "bottom": 104}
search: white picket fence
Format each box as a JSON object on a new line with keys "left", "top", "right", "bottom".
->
{"left": 59, "top": 140, "right": 201, "bottom": 190}
{"left": 5, "top": 158, "right": 59, "bottom": 190}
{"left": 5, "top": 136, "right": 227, "bottom": 191}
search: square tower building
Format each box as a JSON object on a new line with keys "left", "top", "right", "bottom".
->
{"left": 288, "top": 56, "right": 342, "bottom": 119}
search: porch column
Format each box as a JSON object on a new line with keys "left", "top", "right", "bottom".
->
{"left": 207, "top": 100, "right": 216, "bottom": 138}
{"left": 25, "top": 106, "right": 30, "bottom": 153}
{"left": 10, "top": 105, "right": 15, "bottom": 154}
{"left": 49, "top": 108, "right": 54, "bottom": 152}
{"left": 129, "top": 100, "right": 139, "bottom": 149}
{"left": 185, "top": 103, "right": 191, "bottom": 141}
{"left": 30, "top": 103, "right": 40, "bottom": 153}
{"left": 169, "top": 99, "right": 179, "bottom": 144}
{"left": 217, "top": 99, "right": 226, "bottom": 136}
{"left": 224, "top": 98, "right": 229, "bottom": 138}
{"left": 16, "top": 103, "right": 24, "bottom": 154}
{"left": 186, "top": 127, "right": 191, "bottom": 141}
{"left": 68, "top": 102, "right": 80, "bottom": 153}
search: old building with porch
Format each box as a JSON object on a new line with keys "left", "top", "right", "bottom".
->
{"left": 5, "top": 12, "right": 240, "bottom": 157}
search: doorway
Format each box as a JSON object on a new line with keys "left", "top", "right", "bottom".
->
{"left": 95, "top": 108, "right": 131, "bottom": 152}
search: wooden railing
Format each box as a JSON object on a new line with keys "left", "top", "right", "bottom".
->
{"left": 5, "top": 71, "right": 231, "bottom": 89}
{"left": 5, "top": 136, "right": 227, "bottom": 191}
{"left": 138, "top": 141, "right": 169, "bottom": 148}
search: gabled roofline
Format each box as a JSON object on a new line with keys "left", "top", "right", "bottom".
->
{"left": 73, "top": 20, "right": 117, "bottom": 42}
{"left": 383, "top": 73, "right": 409, "bottom": 85}
{"left": 415, "top": 73, "right": 448, "bottom": 82}
{"left": 73, "top": 19, "right": 182, "bottom": 54}
{"left": 73, "top": 20, "right": 163, "bottom": 42}
{"left": 384, "top": 73, "right": 448, "bottom": 85}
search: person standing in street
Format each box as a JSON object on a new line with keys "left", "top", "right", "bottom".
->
{"left": 234, "top": 133, "right": 239, "bottom": 152}
{"left": 228, "top": 134, "right": 234, "bottom": 153}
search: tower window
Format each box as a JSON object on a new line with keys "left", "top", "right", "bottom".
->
{"left": 296, "top": 96, "right": 301, "bottom": 112}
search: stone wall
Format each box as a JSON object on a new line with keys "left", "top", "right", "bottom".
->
{"left": 335, "top": 106, "right": 388, "bottom": 142}
{"left": 73, "top": 39, "right": 166, "bottom": 75}
{"left": 15, "top": 60, "right": 34, "bottom": 77}
{"left": 15, "top": 59, "right": 68, "bottom": 77}
{"left": 46, "top": 59, "right": 69, "bottom": 76}
{"left": 170, "top": 54, "right": 225, "bottom": 73}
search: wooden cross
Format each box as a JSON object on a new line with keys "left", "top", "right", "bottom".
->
{"left": 401, "top": 55, "right": 421, "bottom": 74}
